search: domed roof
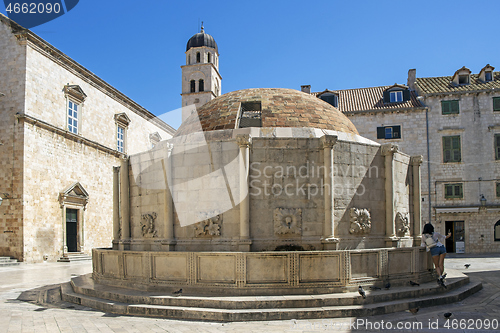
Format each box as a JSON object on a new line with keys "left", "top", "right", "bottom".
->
{"left": 175, "top": 88, "right": 359, "bottom": 136}
{"left": 186, "top": 26, "right": 218, "bottom": 52}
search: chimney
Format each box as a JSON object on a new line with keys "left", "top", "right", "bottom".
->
{"left": 301, "top": 85, "right": 311, "bottom": 94}
{"left": 407, "top": 69, "right": 416, "bottom": 91}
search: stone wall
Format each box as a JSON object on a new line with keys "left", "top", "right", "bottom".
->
{"left": 124, "top": 128, "right": 418, "bottom": 252}
{"left": 0, "top": 18, "right": 27, "bottom": 260}
{"left": 0, "top": 15, "right": 174, "bottom": 262}
{"left": 92, "top": 247, "right": 433, "bottom": 295}
{"left": 347, "top": 109, "right": 430, "bottom": 224}
{"left": 21, "top": 121, "right": 120, "bottom": 262}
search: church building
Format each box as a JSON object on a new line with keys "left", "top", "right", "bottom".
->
{"left": 0, "top": 14, "right": 174, "bottom": 263}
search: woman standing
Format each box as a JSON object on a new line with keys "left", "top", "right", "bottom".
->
{"left": 421, "top": 223, "right": 452, "bottom": 286}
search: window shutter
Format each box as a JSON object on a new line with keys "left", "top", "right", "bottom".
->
{"left": 403, "top": 90, "right": 411, "bottom": 101}
{"left": 383, "top": 91, "right": 391, "bottom": 104}
{"left": 377, "top": 127, "right": 385, "bottom": 139}
{"left": 446, "top": 185, "right": 452, "bottom": 197}
{"left": 493, "top": 97, "right": 500, "bottom": 111}
{"left": 441, "top": 101, "right": 449, "bottom": 114}
{"left": 451, "top": 100, "right": 459, "bottom": 114}
{"left": 393, "top": 125, "right": 401, "bottom": 139}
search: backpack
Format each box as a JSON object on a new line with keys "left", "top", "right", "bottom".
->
{"left": 424, "top": 235, "right": 437, "bottom": 248}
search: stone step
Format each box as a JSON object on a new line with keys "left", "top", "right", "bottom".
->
{"left": 61, "top": 270, "right": 482, "bottom": 322}
{"left": 57, "top": 253, "right": 92, "bottom": 262}
{"left": 69, "top": 272, "right": 470, "bottom": 309}
{"left": 0, "top": 257, "right": 20, "bottom": 266}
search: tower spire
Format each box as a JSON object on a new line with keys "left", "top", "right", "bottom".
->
{"left": 201, "top": 21, "right": 204, "bottom": 33}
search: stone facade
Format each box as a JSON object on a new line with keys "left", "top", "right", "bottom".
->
{"left": 92, "top": 247, "right": 433, "bottom": 295}
{"left": 118, "top": 125, "right": 422, "bottom": 253}
{"left": 315, "top": 67, "right": 500, "bottom": 254}
{"left": 0, "top": 15, "right": 174, "bottom": 262}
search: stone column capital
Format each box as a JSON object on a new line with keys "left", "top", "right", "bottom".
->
{"left": 410, "top": 155, "right": 424, "bottom": 165}
{"left": 320, "top": 135, "right": 338, "bottom": 149}
{"left": 381, "top": 143, "right": 399, "bottom": 156}
{"left": 166, "top": 142, "right": 174, "bottom": 152}
{"left": 236, "top": 134, "right": 252, "bottom": 148}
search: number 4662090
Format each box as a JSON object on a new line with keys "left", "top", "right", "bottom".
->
{"left": 6, "top": 2, "right": 61, "bottom": 14}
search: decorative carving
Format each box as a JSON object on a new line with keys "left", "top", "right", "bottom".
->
{"left": 235, "top": 134, "right": 252, "bottom": 148}
{"left": 381, "top": 143, "right": 399, "bottom": 156}
{"left": 194, "top": 214, "right": 222, "bottom": 237}
{"left": 410, "top": 155, "right": 424, "bottom": 165}
{"left": 320, "top": 135, "right": 338, "bottom": 149}
{"left": 274, "top": 208, "right": 302, "bottom": 235}
{"left": 396, "top": 212, "right": 410, "bottom": 235}
{"left": 349, "top": 208, "right": 371, "bottom": 234}
{"left": 63, "top": 84, "right": 87, "bottom": 103}
{"left": 141, "top": 212, "right": 158, "bottom": 238}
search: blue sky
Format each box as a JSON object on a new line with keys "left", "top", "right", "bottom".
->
{"left": 2, "top": 0, "right": 499, "bottom": 128}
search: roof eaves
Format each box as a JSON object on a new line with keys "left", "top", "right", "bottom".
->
{"left": 1, "top": 13, "right": 175, "bottom": 136}
{"left": 343, "top": 106, "right": 428, "bottom": 115}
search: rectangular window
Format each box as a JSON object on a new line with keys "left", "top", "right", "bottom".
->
{"left": 485, "top": 71, "right": 493, "bottom": 82}
{"left": 495, "top": 134, "right": 500, "bottom": 160}
{"left": 390, "top": 91, "right": 403, "bottom": 103}
{"left": 444, "top": 183, "right": 463, "bottom": 199}
{"left": 493, "top": 97, "right": 500, "bottom": 111}
{"left": 117, "top": 126, "right": 125, "bottom": 153}
{"left": 68, "top": 100, "right": 79, "bottom": 134}
{"left": 496, "top": 182, "right": 500, "bottom": 198}
{"left": 441, "top": 100, "right": 460, "bottom": 115}
{"left": 443, "top": 135, "right": 461, "bottom": 163}
{"left": 459, "top": 75, "right": 469, "bottom": 85}
{"left": 239, "top": 101, "right": 262, "bottom": 128}
{"left": 377, "top": 125, "right": 401, "bottom": 139}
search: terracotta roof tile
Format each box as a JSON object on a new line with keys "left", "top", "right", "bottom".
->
{"left": 175, "top": 88, "right": 359, "bottom": 136}
{"left": 312, "top": 86, "right": 423, "bottom": 113}
{"left": 416, "top": 72, "right": 500, "bottom": 95}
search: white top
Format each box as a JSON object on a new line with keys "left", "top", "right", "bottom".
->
{"left": 421, "top": 232, "right": 446, "bottom": 252}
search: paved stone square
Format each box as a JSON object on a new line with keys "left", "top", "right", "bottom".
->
{"left": 0, "top": 254, "right": 498, "bottom": 332}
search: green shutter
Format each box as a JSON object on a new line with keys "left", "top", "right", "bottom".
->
{"left": 442, "top": 101, "right": 449, "bottom": 114}
{"left": 377, "top": 127, "right": 385, "bottom": 139}
{"left": 451, "top": 100, "right": 459, "bottom": 114}
{"left": 497, "top": 183, "right": 500, "bottom": 197}
{"left": 494, "top": 97, "right": 500, "bottom": 111}
{"left": 496, "top": 134, "right": 500, "bottom": 160}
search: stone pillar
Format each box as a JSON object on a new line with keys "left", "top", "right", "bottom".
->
{"left": 61, "top": 206, "right": 67, "bottom": 257}
{"left": 320, "top": 135, "right": 339, "bottom": 250}
{"left": 411, "top": 155, "right": 423, "bottom": 244}
{"left": 382, "top": 143, "right": 399, "bottom": 247}
{"left": 236, "top": 134, "right": 252, "bottom": 252}
{"left": 119, "top": 156, "right": 130, "bottom": 249}
{"left": 161, "top": 143, "right": 176, "bottom": 250}
{"left": 113, "top": 166, "right": 120, "bottom": 249}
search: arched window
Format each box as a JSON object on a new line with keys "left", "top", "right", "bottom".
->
{"left": 495, "top": 220, "right": 500, "bottom": 241}
{"left": 196, "top": 52, "right": 200, "bottom": 63}
{"left": 188, "top": 54, "right": 191, "bottom": 64}
{"left": 190, "top": 80, "right": 195, "bottom": 93}
{"left": 199, "top": 79, "right": 204, "bottom": 92}
{"left": 207, "top": 53, "right": 211, "bottom": 63}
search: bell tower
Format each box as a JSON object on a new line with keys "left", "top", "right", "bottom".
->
{"left": 181, "top": 23, "right": 222, "bottom": 114}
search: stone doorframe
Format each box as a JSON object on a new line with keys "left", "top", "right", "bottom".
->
{"left": 58, "top": 182, "right": 89, "bottom": 257}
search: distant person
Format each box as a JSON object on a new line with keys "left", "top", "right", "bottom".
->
{"left": 421, "top": 223, "right": 452, "bottom": 285}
